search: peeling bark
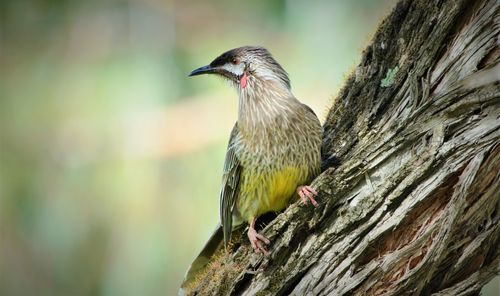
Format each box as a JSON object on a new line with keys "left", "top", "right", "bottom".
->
{"left": 188, "top": 0, "right": 500, "bottom": 295}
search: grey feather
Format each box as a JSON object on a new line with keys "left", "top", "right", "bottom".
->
{"left": 219, "top": 123, "right": 242, "bottom": 247}
{"left": 179, "top": 225, "right": 224, "bottom": 294}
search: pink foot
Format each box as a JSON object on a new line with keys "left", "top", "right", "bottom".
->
{"left": 297, "top": 185, "right": 318, "bottom": 207}
{"left": 248, "top": 218, "right": 270, "bottom": 255}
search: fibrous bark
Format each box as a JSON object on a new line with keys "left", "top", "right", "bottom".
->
{"left": 189, "top": 0, "right": 500, "bottom": 295}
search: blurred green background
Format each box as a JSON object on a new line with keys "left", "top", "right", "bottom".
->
{"left": 2, "top": 0, "right": 495, "bottom": 295}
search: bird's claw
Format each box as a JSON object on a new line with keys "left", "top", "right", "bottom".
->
{"left": 248, "top": 227, "right": 270, "bottom": 256}
{"left": 297, "top": 185, "right": 318, "bottom": 207}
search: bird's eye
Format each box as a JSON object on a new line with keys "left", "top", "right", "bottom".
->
{"left": 231, "top": 58, "right": 240, "bottom": 65}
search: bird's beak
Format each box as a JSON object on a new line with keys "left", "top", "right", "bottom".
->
{"left": 188, "top": 65, "right": 216, "bottom": 77}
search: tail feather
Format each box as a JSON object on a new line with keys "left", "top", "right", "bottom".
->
{"left": 179, "top": 225, "right": 224, "bottom": 295}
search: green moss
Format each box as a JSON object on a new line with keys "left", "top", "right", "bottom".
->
{"left": 380, "top": 66, "right": 400, "bottom": 87}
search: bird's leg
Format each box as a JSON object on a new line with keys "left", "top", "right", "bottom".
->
{"left": 247, "top": 217, "right": 270, "bottom": 255}
{"left": 297, "top": 185, "right": 318, "bottom": 206}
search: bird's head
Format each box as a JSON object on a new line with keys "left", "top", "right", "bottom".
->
{"left": 189, "top": 46, "right": 290, "bottom": 91}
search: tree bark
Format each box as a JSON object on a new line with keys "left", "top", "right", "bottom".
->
{"left": 188, "top": 0, "right": 500, "bottom": 295}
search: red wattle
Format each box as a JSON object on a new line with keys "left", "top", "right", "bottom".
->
{"left": 240, "top": 73, "right": 248, "bottom": 88}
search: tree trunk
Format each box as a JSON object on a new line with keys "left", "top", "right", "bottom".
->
{"left": 188, "top": 0, "right": 500, "bottom": 295}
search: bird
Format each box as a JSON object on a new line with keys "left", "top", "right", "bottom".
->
{"left": 180, "top": 46, "right": 322, "bottom": 292}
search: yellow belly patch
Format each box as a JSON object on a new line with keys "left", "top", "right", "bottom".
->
{"left": 237, "top": 166, "right": 308, "bottom": 223}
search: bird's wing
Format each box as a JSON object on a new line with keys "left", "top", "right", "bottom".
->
{"left": 220, "top": 123, "right": 242, "bottom": 247}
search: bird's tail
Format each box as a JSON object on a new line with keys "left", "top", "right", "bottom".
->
{"left": 179, "top": 224, "right": 224, "bottom": 296}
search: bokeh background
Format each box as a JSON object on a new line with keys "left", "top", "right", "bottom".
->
{"left": 1, "top": 0, "right": 498, "bottom": 295}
